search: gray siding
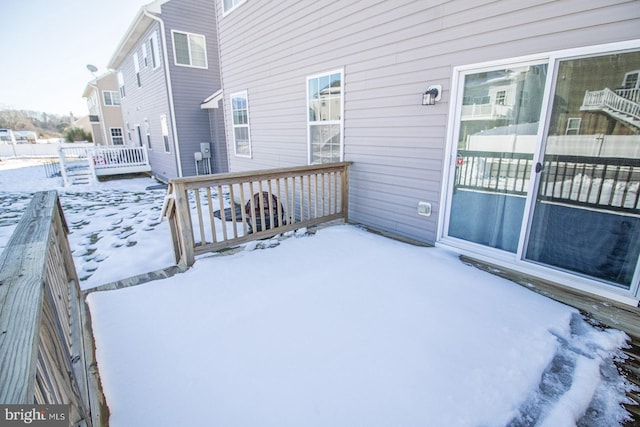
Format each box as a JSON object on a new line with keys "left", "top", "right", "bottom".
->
{"left": 161, "top": 0, "right": 224, "bottom": 176}
{"left": 216, "top": 0, "right": 640, "bottom": 244}
{"left": 118, "top": 22, "right": 177, "bottom": 182}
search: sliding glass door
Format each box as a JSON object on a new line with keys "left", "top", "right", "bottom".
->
{"left": 443, "top": 44, "right": 640, "bottom": 295}
{"left": 447, "top": 63, "right": 548, "bottom": 253}
{"left": 525, "top": 51, "right": 640, "bottom": 289}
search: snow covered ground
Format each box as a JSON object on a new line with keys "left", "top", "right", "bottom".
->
{"left": 0, "top": 158, "right": 637, "bottom": 426}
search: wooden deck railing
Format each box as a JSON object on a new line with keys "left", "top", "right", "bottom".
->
{"left": 164, "top": 162, "right": 352, "bottom": 266}
{"left": 0, "top": 191, "right": 98, "bottom": 425}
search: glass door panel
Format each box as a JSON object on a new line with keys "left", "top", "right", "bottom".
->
{"left": 526, "top": 51, "right": 640, "bottom": 288}
{"left": 447, "top": 64, "right": 548, "bottom": 252}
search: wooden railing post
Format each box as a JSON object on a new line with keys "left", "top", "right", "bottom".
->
{"left": 0, "top": 191, "right": 101, "bottom": 426}
{"left": 172, "top": 181, "right": 196, "bottom": 267}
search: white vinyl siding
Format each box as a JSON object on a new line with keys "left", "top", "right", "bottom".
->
{"left": 172, "top": 31, "right": 207, "bottom": 68}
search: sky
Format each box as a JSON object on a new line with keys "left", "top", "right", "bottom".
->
{"left": 0, "top": 0, "right": 149, "bottom": 117}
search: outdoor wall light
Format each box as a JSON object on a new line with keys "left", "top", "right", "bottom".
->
{"left": 422, "top": 85, "right": 442, "bottom": 105}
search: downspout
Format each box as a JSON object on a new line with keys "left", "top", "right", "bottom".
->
{"left": 143, "top": 9, "right": 184, "bottom": 177}
{"left": 92, "top": 81, "right": 109, "bottom": 145}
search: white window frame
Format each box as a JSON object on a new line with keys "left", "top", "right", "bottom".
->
{"left": 144, "top": 118, "right": 151, "bottom": 149}
{"left": 565, "top": 117, "right": 582, "bottom": 135}
{"left": 133, "top": 52, "right": 141, "bottom": 87}
{"left": 306, "top": 69, "right": 344, "bottom": 165}
{"left": 149, "top": 32, "right": 160, "bottom": 69}
{"left": 171, "top": 30, "right": 208, "bottom": 69}
{"left": 110, "top": 127, "right": 124, "bottom": 145}
{"left": 117, "top": 71, "right": 125, "bottom": 98}
{"left": 437, "top": 39, "right": 640, "bottom": 303}
{"left": 160, "top": 115, "right": 170, "bottom": 153}
{"left": 222, "top": 0, "right": 246, "bottom": 15}
{"left": 142, "top": 41, "right": 149, "bottom": 67}
{"left": 230, "top": 90, "right": 252, "bottom": 158}
{"left": 102, "top": 90, "right": 120, "bottom": 106}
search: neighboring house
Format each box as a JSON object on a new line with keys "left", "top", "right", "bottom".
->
{"left": 107, "top": 0, "right": 227, "bottom": 183}
{"left": 214, "top": 0, "right": 640, "bottom": 305}
{"left": 82, "top": 71, "right": 125, "bottom": 145}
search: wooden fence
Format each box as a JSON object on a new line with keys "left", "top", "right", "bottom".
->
{"left": 0, "top": 191, "right": 100, "bottom": 426}
{"left": 164, "top": 162, "right": 352, "bottom": 266}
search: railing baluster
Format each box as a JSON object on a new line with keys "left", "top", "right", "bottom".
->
{"left": 218, "top": 185, "right": 228, "bottom": 242}
{"left": 228, "top": 184, "right": 238, "bottom": 239}
{"left": 206, "top": 187, "right": 217, "bottom": 244}
{"left": 194, "top": 188, "right": 206, "bottom": 246}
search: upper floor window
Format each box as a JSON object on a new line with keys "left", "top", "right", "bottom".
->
{"left": 133, "top": 52, "right": 142, "bottom": 87}
{"left": 117, "top": 72, "right": 125, "bottom": 98}
{"left": 223, "top": 0, "right": 246, "bottom": 14}
{"left": 230, "top": 91, "right": 251, "bottom": 157}
{"left": 307, "top": 70, "right": 343, "bottom": 164}
{"left": 103, "top": 90, "right": 121, "bottom": 106}
{"left": 110, "top": 128, "right": 124, "bottom": 145}
{"left": 149, "top": 32, "right": 160, "bottom": 69}
{"left": 172, "top": 31, "right": 207, "bottom": 68}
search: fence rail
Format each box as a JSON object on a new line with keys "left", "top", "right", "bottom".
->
{"left": 165, "top": 162, "right": 352, "bottom": 266}
{"left": 0, "top": 191, "right": 97, "bottom": 425}
{"left": 455, "top": 150, "right": 640, "bottom": 214}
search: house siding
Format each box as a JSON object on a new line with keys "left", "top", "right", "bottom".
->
{"left": 161, "top": 0, "right": 224, "bottom": 175}
{"left": 118, "top": 22, "right": 178, "bottom": 182}
{"left": 216, "top": 0, "right": 640, "bottom": 245}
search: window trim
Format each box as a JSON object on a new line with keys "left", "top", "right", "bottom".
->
{"left": 133, "top": 52, "right": 142, "bottom": 87}
{"left": 171, "top": 30, "right": 208, "bottom": 69}
{"left": 117, "top": 71, "right": 125, "bottom": 98}
{"left": 160, "top": 114, "right": 170, "bottom": 153}
{"left": 437, "top": 39, "right": 640, "bottom": 302}
{"left": 222, "top": 0, "right": 246, "bottom": 16}
{"left": 102, "top": 90, "right": 121, "bottom": 107}
{"left": 230, "top": 90, "right": 252, "bottom": 158}
{"left": 109, "top": 127, "right": 124, "bottom": 145}
{"left": 306, "top": 68, "right": 345, "bottom": 165}
{"left": 149, "top": 32, "right": 160, "bottom": 69}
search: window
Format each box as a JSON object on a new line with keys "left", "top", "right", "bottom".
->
{"left": 307, "top": 70, "right": 343, "bottom": 164}
{"left": 160, "top": 115, "right": 170, "bottom": 152}
{"left": 222, "top": 0, "right": 246, "bottom": 14}
{"left": 144, "top": 118, "right": 151, "bottom": 149}
{"left": 133, "top": 52, "right": 141, "bottom": 87}
{"left": 110, "top": 128, "right": 124, "bottom": 145}
{"left": 143, "top": 42, "right": 149, "bottom": 67}
{"left": 230, "top": 91, "right": 251, "bottom": 157}
{"left": 565, "top": 117, "right": 581, "bottom": 135}
{"left": 172, "top": 31, "right": 207, "bottom": 68}
{"left": 125, "top": 122, "right": 132, "bottom": 143}
{"left": 117, "top": 71, "right": 125, "bottom": 98}
{"left": 103, "top": 91, "right": 121, "bottom": 106}
{"left": 149, "top": 32, "right": 160, "bottom": 69}
{"left": 442, "top": 42, "right": 640, "bottom": 292}
{"left": 495, "top": 90, "right": 507, "bottom": 105}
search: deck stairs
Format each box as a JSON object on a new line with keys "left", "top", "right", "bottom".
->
{"left": 581, "top": 88, "right": 640, "bottom": 132}
{"left": 60, "top": 157, "right": 95, "bottom": 186}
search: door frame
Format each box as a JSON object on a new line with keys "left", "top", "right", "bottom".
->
{"left": 437, "top": 40, "right": 640, "bottom": 305}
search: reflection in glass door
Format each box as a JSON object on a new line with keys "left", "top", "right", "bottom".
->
{"left": 526, "top": 51, "right": 640, "bottom": 288}
{"left": 447, "top": 64, "right": 548, "bottom": 252}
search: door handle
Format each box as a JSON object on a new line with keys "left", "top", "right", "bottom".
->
{"left": 535, "top": 162, "right": 543, "bottom": 173}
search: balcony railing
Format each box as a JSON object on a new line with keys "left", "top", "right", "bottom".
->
{"left": 164, "top": 162, "right": 352, "bottom": 266}
{"left": 455, "top": 150, "right": 640, "bottom": 214}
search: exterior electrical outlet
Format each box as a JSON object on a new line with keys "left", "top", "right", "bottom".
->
{"left": 418, "top": 202, "right": 431, "bottom": 217}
